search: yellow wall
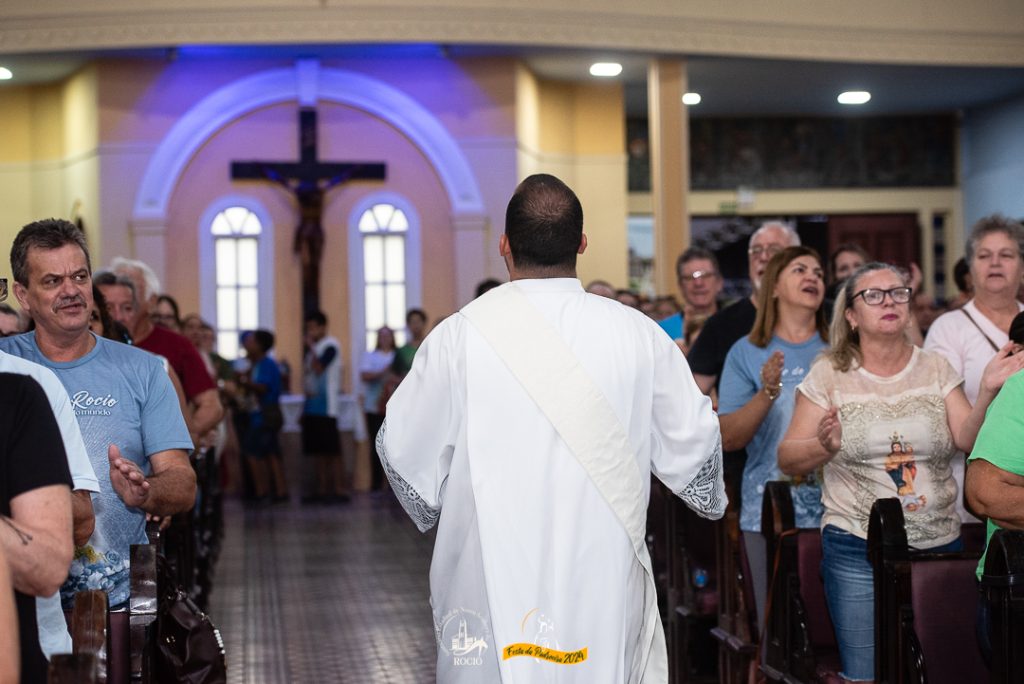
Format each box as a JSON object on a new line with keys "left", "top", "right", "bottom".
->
{"left": 516, "top": 67, "right": 629, "bottom": 287}
{"left": 63, "top": 67, "right": 99, "bottom": 157}
{"left": 0, "top": 67, "right": 101, "bottom": 293}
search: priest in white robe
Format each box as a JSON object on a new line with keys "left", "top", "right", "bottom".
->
{"left": 378, "top": 173, "right": 725, "bottom": 683}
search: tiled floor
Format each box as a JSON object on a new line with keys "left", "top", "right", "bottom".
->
{"left": 208, "top": 495, "right": 438, "bottom": 683}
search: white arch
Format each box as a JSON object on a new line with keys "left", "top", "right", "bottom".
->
{"left": 132, "top": 62, "right": 485, "bottom": 224}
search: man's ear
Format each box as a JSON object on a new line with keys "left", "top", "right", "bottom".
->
{"left": 578, "top": 233, "right": 588, "bottom": 255}
{"left": 499, "top": 234, "right": 511, "bottom": 257}
{"left": 12, "top": 282, "right": 30, "bottom": 313}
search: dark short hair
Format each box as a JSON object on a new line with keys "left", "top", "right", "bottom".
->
{"left": 11, "top": 218, "right": 91, "bottom": 286}
{"left": 474, "top": 278, "right": 502, "bottom": 298}
{"left": 249, "top": 329, "right": 275, "bottom": 352}
{"left": 304, "top": 310, "right": 327, "bottom": 327}
{"left": 504, "top": 174, "right": 583, "bottom": 270}
{"left": 406, "top": 308, "right": 427, "bottom": 325}
{"left": 676, "top": 247, "right": 719, "bottom": 280}
{"left": 93, "top": 270, "right": 137, "bottom": 304}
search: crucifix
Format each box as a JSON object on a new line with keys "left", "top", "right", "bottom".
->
{"left": 231, "top": 107, "right": 386, "bottom": 316}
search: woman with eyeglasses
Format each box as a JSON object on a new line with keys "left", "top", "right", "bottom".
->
{"left": 778, "top": 262, "right": 1023, "bottom": 683}
{"left": 717, "top": 246, "right": 829, "bottom": 627}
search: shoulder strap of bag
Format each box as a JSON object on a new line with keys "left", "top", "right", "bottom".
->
{"left": 961, "top": 308, "right": 1000, "bottom": 352}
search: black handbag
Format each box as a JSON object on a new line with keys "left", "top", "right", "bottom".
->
{"left": 155, "top": 557, "right": 227, "bottom": 684}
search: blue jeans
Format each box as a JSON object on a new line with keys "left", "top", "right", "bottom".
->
{"left": 821, "top": 525, "right": 962, "bottom": 681}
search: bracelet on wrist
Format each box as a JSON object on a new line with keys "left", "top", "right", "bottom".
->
{"left": 763, "top": 382, "right": 782, "bottom": 401}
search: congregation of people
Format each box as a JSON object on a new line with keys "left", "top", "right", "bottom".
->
{"left": 647, "top": 214, "right": 1024, "bottom": 683}
{"left": 0, "top": 213, "right": 452, "bottom": 682}
{"left": 1, "top": 200, "right": 1023, "bottom": 683}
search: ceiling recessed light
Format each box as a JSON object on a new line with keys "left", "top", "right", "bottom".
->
{"left": 0, "top": 67, "right": 12, "bottom": 81}
{"left": 838, "top": 91, "right": 871, "bottom": 105}
{"left": 682, "top": 92, "right": 702, "bottom": 105}
{"left": 589, "top": 62, "right": 622, "bottom": 78}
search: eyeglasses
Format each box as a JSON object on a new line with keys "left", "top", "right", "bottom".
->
{"left": 850, "top": 287, "right": 912, "bottom": 306}
{"left": 680, "top": 270, "right": 718, "bottom": 282}
{"left": 748, "top": 244, "right": 784, "bottom": 259}
{"left": 0, "top": 278, "right": 7, "bottom": 302}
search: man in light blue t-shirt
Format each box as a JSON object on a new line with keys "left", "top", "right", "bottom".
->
{"left": 1, "top": 218, "right": 195, "bottom": 609}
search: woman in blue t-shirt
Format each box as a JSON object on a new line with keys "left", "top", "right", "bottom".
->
{"left": 718, "top": 245, "right": 829, "bottom": 626}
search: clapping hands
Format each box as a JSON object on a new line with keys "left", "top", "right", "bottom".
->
{"left": 108, "top": 444, "right": 151, "bottom": 509}
{"left": 760, "top": 351, "right": 785, "bottom": 394}
{"left": 817, "top": 407, "right": 842, "bottom": 456}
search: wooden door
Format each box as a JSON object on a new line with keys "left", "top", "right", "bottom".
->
{"left": 827, "top": 214, "right": 920, "bottom": 270}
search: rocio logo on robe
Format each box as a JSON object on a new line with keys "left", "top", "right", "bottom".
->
{"left": 436, "top": 608, "right": 490, "bottom": 667}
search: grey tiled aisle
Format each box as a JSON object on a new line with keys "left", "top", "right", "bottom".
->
{"left": 208, "top": 495, "right": 438, "bottom": 683}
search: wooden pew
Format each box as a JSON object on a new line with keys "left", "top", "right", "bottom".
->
{"left": 868, "top": 497, "right": 986, "bottom": 684}
{"left": 64, "top": 529, "right": 161, "bottom": 684}
{"left": 759, "top": 481, "right": 840, "bottom": 684}
{"left": 192, "top": 446, "right": 224, "bottom": 611}
{"left": 981, "top": 528, "right": 1024, "bottom": 684}
{"left": 709, "top": 476, "right": 758, "bottom": 684}
{"left": 647, "top": 478, "right": 670, "bottom": 625}
{"left": 69, "top": 589, "right": 110, "bottom": 682}
{"left": 128, "top": 541, "right": 159, "bottom": 682}
{"left": 159, "top": 446, "right": 224, "bottom": 610}
{"left": 660, "top": 483, "right": 719, "bottom": 682}
{"left": 48, "top": 653, "right": 98, "bottom": 683}
{"left": 65, "top": 478, "right": 227, "bottom": 684}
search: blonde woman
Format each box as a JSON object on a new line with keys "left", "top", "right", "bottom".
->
{"left": 779, "top": 262, "right": 1024, "bottom": 682}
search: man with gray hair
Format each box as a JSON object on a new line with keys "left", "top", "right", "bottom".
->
{"left": 0, "top": 217, "right": 195, "bottom": 613}
{"left": 687, "top": 221, "right": 800, "bottom": 394}
{"left": 109, "top": 257, "right": 223, "bottom": 443}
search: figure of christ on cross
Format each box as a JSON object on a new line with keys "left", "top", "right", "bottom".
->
{"left": 231, "top": 107, "right": 387, "bottom": 316}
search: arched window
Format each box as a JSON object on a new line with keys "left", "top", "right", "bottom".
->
{"left": 199, "top": 198, "right": 275, "bottom": 360}
{"left": 348, "top": 193, "right": 422, "bottom": 371}
{"left": 360, "top": 203, "right": 409, "bottom": 348}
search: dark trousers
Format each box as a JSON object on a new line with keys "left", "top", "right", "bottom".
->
{"left": 366, "top": 412, "right": 386, "bottom": 490}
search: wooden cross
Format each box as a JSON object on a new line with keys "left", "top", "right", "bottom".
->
{"left": 231, "top": 107, "right": 386, "bottom": 317}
